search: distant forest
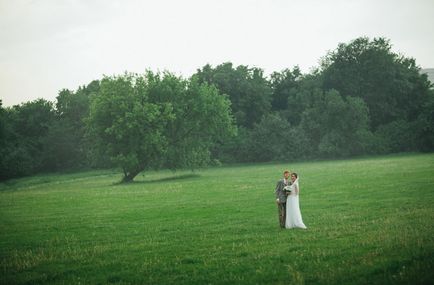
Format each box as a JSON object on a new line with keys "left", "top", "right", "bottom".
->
{"left": 1, "top": 37, "right": 433, "bottom": 181}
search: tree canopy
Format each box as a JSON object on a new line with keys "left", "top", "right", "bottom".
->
{"left": 1, "top": 36, "right": 433, "bottom": 181}
{"left": 86, "top": 72, "right": 235, "bottom": 182}
{"left": 194, "top": 62, "right": 272, "bottom": 128}
{"left": 321, "top": 37, "right": 431, "bottom": 129}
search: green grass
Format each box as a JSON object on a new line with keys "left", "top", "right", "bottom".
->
{"left": 1, "top": 153, "right": 433, "bottom": 284}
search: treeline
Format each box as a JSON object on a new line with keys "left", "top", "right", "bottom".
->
{"left": 1, "top": 37, "right": 433, "bottom": 181}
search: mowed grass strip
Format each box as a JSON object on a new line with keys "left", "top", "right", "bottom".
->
{"left": 1, "top": 153, "right": 433, "bottom": 284}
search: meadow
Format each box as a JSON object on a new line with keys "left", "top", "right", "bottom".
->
{"left": 1, "top": 153, "right": 433, "bottom": 284}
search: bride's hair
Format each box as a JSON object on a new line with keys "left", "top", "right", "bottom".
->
{"left": 292, "top": 173, "right": 298, "bottom": 178}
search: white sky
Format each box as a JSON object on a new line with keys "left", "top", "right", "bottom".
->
{"left": 1, "top": 0, "right": 433, "bottom": 107}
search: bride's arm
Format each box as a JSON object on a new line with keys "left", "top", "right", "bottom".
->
{"left": 294, "top": 184, "right": 299, "bottom": 195}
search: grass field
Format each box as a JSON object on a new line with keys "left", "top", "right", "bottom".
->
{"left": 1, "top": 153, "right": 434, "bottom": 284}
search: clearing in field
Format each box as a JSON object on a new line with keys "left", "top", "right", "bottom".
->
{"left": 1, "top": 153, "right": 433, "bottom": 284}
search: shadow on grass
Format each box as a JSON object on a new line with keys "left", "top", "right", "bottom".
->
{"left": 0, "top": 169, "right": 120, "bottom": 191}
{"left": 113, "top": 173, "right": 201, "bottom": 185}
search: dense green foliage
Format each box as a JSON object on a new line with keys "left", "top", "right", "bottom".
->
{"left": 1, "top": 36, "right": 433, "bottom": 180}
{"left": 0, "top": 82, "right": 99, "bottom": 181}
{"left": 0, "top": 99, "right": 56, "bottom": 179}
{"left": 1, "top": 154, "right": 433, "bottom": 284}
{"left": 195, "top": 62, "right": 272, "bottom": 128}
{"left": 321, "top": 38, "right": 430, "bottom": 129}
{"left": 195, "top": 37, "right": 433, "bottom": 163}
{"left": 86, "top": 72, "right": 235, "bottom": 182}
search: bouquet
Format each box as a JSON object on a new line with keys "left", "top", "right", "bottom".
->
{"left": 283, "top": 185, "right": 292, "bottom": 193}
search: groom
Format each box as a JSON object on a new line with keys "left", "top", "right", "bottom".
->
{"left": 275, "top": 170, "right": 291, "bottom": 228}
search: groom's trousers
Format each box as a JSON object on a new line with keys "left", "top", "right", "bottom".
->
{"left": 277, "top": 202, "right": 286, "bottom": 228}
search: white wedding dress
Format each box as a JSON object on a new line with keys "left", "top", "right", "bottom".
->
{"left": 285, "top": 178, "right": 307, "bottom": 229}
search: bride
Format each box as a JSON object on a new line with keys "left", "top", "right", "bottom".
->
{"left": 285, "top": 172, "right": 307, "bottom": 229}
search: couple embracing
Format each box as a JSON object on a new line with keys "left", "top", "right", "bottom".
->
{"left": 275, "top": 170, "right": 307, "bottom": 229}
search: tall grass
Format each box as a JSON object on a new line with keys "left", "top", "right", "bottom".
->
{"left": 1, "top": 153, "right": 433, "bottom": 284}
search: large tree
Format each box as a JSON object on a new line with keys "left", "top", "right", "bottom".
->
{"left": 194, "top": 62, "right": 272, "bottom": 128}
{"left": 43, "top": 81, "right": 101, "bottom": 170}
{"left": 321, "top": 37, "right": 432, "bottom": 129}
{"left": 0, "top": 99, "right": 56, "bottom": 180}
{"left": 299, "top": 89, "right": 372, "bottom": 157}
{"left": 270, "top": 66, "right": 302, "bottom": 111}
{"left": 246, "top": 113, "right": 293, "bottom": 162}
{"left": 86, "top": 72, "right": 235, "bottom": 182}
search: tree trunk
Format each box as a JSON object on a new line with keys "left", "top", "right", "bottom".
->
{"left": 121, "top": 168, "right": 142, "bottom": 183}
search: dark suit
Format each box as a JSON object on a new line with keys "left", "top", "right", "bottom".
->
{"left": 275, "top": 178, "right": 289, "bottom": 228}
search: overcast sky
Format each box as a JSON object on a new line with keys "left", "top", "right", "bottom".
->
{"left": 1, "top": 0, "right": 433, "bottom": 107}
